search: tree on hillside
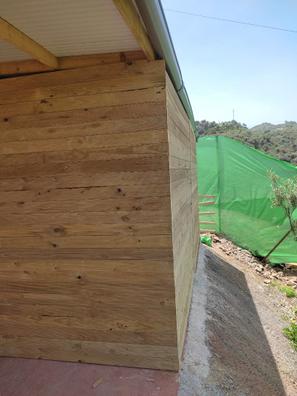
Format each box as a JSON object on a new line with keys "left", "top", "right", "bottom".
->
{"left": 264, "top": 171, "right": 297, "bottom": 260}
{"left": 196, "top": 120, "right": 297, "bottom": 165}
{"left": 195, "top": 120, "right": 247, "bottom": 136}
{"left": 269, "top": 171, "right": 297, "bottom": 240}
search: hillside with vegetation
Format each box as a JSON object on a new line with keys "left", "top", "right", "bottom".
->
{"left": 196, "top": 120, "right": 297, "bottom": 165}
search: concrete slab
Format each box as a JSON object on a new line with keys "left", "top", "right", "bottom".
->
{"left": 179, "top": 245, "right": 297, "bottom": 396}
{"left": 0, "top": 358, "right": 178, "bottom": 396}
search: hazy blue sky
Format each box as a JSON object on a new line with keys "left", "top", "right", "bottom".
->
{"left": 162, "top": 0, "right": 297, "bottom": 127}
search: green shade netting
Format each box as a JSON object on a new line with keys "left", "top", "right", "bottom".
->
{"left": 197, "top": 135, "right": 297, "bottom": 264}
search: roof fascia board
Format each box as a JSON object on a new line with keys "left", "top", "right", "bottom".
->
{"left": 135, "top": 0, "right": 196, "bottom": 130}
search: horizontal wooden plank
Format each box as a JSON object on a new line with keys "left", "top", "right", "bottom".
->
{"left": 0, "top": 302, "right": 177, "bottom": 346}
{"left": 0, "top": 67, "right": 163, "bottom": 106}
{"left": 0, "top": 312, "right": 176, "bottom": 345}
{"left": 0, "top": 102, "right": 165, "bottom": 131}
{"left": 0, "top": 223, "right": 171, "bottom": 238}
{"left": 0, "top": 170, "right": 170, "bottom": 192}
{"left": 0, "top": 259, "right": 174, "bottom": 282}
{"left": 0, "top": 183, "right": 170, "bottom": 203}
{"left": 0, "top": 86, "right": 165, "bottom": 119}
{"left": 0, "top": 129, "right": 167, "bottom": 156}
{"left": 0, "top": 154, "right": 169, "bottom": 180}
{"left": 0, "top": 285, "right": 175, "bottom": 310}
{"left": 0, "top": 234, "right": 171, "bottom": 249}
{"left": 199, "top": 194, "right": 216, "bottom": 198}
{"left": 0, "top": 60, "right": 164, "bottom": 93}
{"left": 0, "top": 305, "right": 175, "bottom": 343}
{"left": 0, "top": 274, "right": 175, "bottom": 305}
{"left": 0, "top": 50, "right": 146, "bottom": 76}
{"left": 58, "top": 50, "right": 146, "bottom": 68}
{"left": 0, "top": 336, "right": 178, "bottom": 370}
{"left": 0, "top": 280, "right": 175, "bottom": 309}
{"left": 0, "top": 196, "right": 171, "bottom": 215}
{"left": 0, "top": 210, "right": 171, "bottom": 226}
{"left": 0, "top": 114, "right": 166, "bottom": 143}
{"left": 0, "top": 148, "right": 169, "bottom": 178}
{"left": 0, "top": 259, "right": 176, "bottom": 329}
{"left": 0, "top": 247, "right": 173, "bottom": 261}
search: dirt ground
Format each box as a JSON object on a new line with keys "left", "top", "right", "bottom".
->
{"left": 211, "top": 234, "right": 297, "bottom": 294}
{"left": 179, "top": 244, "right": 297, "bottom": 396}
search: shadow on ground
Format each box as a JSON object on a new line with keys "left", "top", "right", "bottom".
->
{"left": 179, "top": 246, "right": 287, "bottom": 396}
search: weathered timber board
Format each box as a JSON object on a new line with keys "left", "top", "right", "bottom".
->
{"left": 0, "top": 60, "right": 198, "bottom": 371}
{"left": 0, "top": 60, "right": 178, "bottom": 370}
{"left": 166, "top": 74, "right": 199, "bottom": 360}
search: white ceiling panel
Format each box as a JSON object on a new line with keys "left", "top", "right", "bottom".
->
{"left": 0, "top": 0, "right": 140, "bottom": 61}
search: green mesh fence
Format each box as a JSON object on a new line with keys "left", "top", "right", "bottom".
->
{"left": 197, "top": 136, "right": 297, "bottom": 264}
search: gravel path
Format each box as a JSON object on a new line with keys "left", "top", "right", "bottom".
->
{"left": 179, "top": 245, "right": 297, "bottom": 396}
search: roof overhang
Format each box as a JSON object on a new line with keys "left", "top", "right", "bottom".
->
{"left": 0, "top": 0, "right": 195, "bottom": 128}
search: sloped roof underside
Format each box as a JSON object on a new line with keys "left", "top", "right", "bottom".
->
{"left": 0, "top": 0, "right": 140, "bottom": 62}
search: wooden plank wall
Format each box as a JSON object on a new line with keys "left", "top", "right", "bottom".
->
{"left": 166, "top": 75, "right": 199, "bottom": 359}
{"left": 0, "top": 60, "right": 180, "bottom": 370}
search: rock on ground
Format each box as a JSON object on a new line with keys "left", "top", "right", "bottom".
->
{"left": 210, "top": 233, "right": 297, "bottom": 291}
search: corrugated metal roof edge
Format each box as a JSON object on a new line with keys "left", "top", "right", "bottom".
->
{"left": 136, "top": 0, "right": 196, "bottom": 133}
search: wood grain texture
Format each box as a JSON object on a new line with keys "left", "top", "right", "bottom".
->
{"left": 0, "top": 51, "right": 145, "bottom": 76}
{"left": 0, "top": 59, "right": 198, "bottom": 371}
{"left": 0, "top": 336, "right": 178, "bottom": 370}
{"left": 0, "top": 59, "right": 179, "bottom": 370}
{"left": 166, "top": 74, "right": 199, "bottom": 360}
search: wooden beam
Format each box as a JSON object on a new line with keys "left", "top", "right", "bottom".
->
{"left": 113, "top": 0, "right": 155, "bottom": 61}
{"left": 0, "top": 50, "right": 146, "bottom": 77}
{"left": 199, "top": 194, "right": 216, "bottom": 199}
{"left": 0, "top": 17, "right": 58, "bottom": 68}
{"left": 199, "top": 201, "right": 216, "bottom": 206}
